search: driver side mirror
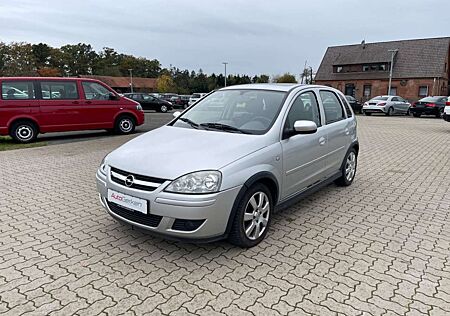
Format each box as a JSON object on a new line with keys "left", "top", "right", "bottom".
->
{"left": 293, "top": 120, "right": 317, "bottom": 134}
{"left": 109, "top": 93, "right": 119, "bottom": 101}
{"left": 173, "top": 111, "right": 181, "bottom": 118}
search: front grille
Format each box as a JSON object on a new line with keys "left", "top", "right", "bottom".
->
{"left": 110, "top": 167, "right": 167, "bottom": 192}
{"left": 171, "top": 219, "right": 205, "bottom": 232}
{"left": 107, "top": 201, "right": 163, "bottom": 228}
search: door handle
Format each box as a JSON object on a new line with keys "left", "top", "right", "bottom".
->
{"left": 319, "top": 136, "right": 326, "bottom": 146}
{"left": 344, "top": 128, "right": 350, "bottom": 135}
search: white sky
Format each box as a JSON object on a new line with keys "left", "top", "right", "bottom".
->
{"left": 1, "top": 0, "right": 449, "bottom": 76}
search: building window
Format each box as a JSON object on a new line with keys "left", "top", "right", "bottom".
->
{"left": 418, "top": 86, "right": 428, "bottom": 97}
{"left": 336, "top": 66, "right": 343, "bottom": 73}
{"left": 362, "top": 65, "right": 369, "bottom": 72}
{"left": 363, "top": 85, "right": 372, "bottom": 99}
{"left": 389, "top": 86, "right": 397, "bottom": 95}
{"left": 379, "top": 64, "right": 387, "bottom": 71}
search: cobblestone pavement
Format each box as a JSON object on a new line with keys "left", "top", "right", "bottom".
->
{"left": 1, "top": 116, "right": 450, "bottom": 315}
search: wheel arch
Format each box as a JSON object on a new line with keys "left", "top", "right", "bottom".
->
{"left": 8, "top": 116, "right": 40, "bottom": 133}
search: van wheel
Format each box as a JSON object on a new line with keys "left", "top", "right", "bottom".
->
{"left": 335, "top": 149, "right": 357, "bottom": 187}
{"left": 228, "top": 183, "right": 273, "bottom": 248}
{"left": 114, "top": 115, "right": 135, "bottom": 134}
{"left": 10, "top": 121, "right": 38, "bottom": 143}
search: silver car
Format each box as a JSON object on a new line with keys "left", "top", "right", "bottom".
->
{"left": 363, "top": 95, "right": 410, "bottom": 116}
{"left": 96, "top": 84, "right": 359, "bottom": 247}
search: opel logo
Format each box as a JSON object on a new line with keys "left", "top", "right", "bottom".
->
{"left": 125, "top": 175, "right": 135, "bottom": 187}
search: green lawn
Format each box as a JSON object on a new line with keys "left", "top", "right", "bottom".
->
{"left": 0, "top": 136, "right": 47, "bottom": 151}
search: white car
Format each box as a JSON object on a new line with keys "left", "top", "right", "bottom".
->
{"left": 363, "top": 95, "right": 410, "bottom": 116}
{"left": 188, "top": 93, "right": 208, "bottom": 106}
{"left": 444, "top": 97, "right": 450, "bottom": 122}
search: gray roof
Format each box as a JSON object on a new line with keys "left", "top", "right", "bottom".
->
{"left": 315, "top": 37, "right": 450, "bottom": 81}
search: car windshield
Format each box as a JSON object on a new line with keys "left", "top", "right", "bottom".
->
{"left": 371, "top": 96, "right": 389, "bottom": 101}
{"left": 173, "top": 89, "right": 286, "bottom": 135}
{"left": 419, "top": 97, "right": 441, "bottom": 102}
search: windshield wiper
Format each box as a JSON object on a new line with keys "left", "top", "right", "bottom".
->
{"left": 179, "top": 117, "right": 199, "bottom": 129}
{"left": 199, "top": 122, "right": 249, "bottom": 134}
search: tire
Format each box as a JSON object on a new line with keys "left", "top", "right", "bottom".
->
{"left": 228, "top": 183, "right": 273, "bottom": 248}
{"left": 114, "top": 115, "right": 135, "bottom": 135}
{"left": 413, "top": 113, "right": 421, "bottom": 118}
{"left": 406, "top": 109, "right": 410, "bottom": 116}
{"left": 10, "top": 120, "right": 38, "bottom": 143}
{"left": 386, "top": 107, "right": 394, "bottom": 116}
{"left": 364, "top": 112, "right": 372, "bottom": 116}
{"left": 160, "top": 105, "right": 168, "bottom": 113}
{"left": 334, "top": 148, "right": 357, "bottom": 187}
{"left": 437, "top": 108, "right": 444, "bottom": 118}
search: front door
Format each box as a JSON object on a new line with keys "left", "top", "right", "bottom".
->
{"left": 80, "top": 81, "right": 119, "bottom": 128}
{"left": 281, "top": 91, "right": 328, "bottom": 199}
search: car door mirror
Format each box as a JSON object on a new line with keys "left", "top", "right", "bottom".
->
{"left": 173, "top": 111, "right": 181, "bottom": 118}
{"left": 108, "top": 93, "right": 119, "bottom": 101}
{"left": 293, "top": 120, "right": 317, "bottom": 134}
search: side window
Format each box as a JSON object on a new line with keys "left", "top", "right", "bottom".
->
{"left": 82, "top": 82, "right": 112, "bottom": 100}
{"left": 284, "top": 91, "right": 321, "bottom": 132}
{"left": 391, "top": 97, "right": 399, "bottom": 102}
{"left": 338, "top": 94, "right": 353, "bottom": 117}
{"left": 2, "top": 81, "right": 35, "bottom": 100}
{"left": 40, "top": 81, "right": 78, "bottom": 100}
{"left": 319, "top": 90, "right": 345, "bottom": 124}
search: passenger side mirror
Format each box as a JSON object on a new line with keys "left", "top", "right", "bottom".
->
{"left": 173, "top": 111, "right": 181, "bottom": 118}
{"left": 109, "top": 93, "right": 119, "bottom": 101}
{"left": 293, "top": 120, "right": 317, "bottom": 134}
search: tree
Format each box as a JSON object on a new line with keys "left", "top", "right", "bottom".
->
{"left": 275, "top": 73, "right": 297, "bottom": 83}
{"left": 156, "top": 74, "right": 176, "bottom": 92}
{"left": 2, "top": 42, "right": 35, "bottom": 76}
{"left": 57, "top": 43, "right": 98, "bottom": 76}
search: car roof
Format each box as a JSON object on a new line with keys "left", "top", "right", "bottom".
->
{"left": 220, "top": 83, "right": 342, "bottom": 93}
{"left": 0, "top": 77, "right": 99, "bottom": 82}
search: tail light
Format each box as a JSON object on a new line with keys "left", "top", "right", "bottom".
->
{"left": 378, "top": 102, "right": 386, "bottom": 106}
{"left": 411, "top": 102, "right": 416, "bottom": 107}
{"left": 446, "top": 101, "right": 450, "bottom": 106}
{"left": 426, "top": 103, "right": 436, "bottom": 107}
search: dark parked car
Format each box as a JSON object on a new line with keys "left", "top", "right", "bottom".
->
{"left": 123, "top": 93, "right": 172, "bottom": 113}
{"left": 410, "top": 96, "right": 447, "bottom": 118}
{"left": 345, "top": 95, "right": 362, "bottom": 114}
{"left": 170, "top": 95, "right": 191, "bottom": 109}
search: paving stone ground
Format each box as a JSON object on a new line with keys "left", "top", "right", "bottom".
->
{"left": 1, "top": 115, "right": 450, "bottom": 315}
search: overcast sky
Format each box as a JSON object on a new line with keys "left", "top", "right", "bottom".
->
{"left": 1, "top": 0, "right": 449, "bottom": 77}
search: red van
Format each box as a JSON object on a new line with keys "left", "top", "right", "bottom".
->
{"left": 0, "top": 77, "right": 145, "bottom": 143}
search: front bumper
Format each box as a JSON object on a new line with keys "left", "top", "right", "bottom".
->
{"left": 443, "top": 113, "right": 450, "bottom": 122}
{"left": 96, "top": 169, "right": 241, "bottom": 240}
{"left": 363, "top": 105, "right": 387, "bottom": 113}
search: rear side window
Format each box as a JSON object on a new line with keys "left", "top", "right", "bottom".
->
{"left": 2, "top": 81, "right": 36, "bottom": 100}
{"left": 338, "top": 94, "right": 353, "bottom": 117}
{"left": 82, "top": 82, "right": 112, "bottom": 100}
{"left": 40, "top": 81, "right": 78, "bottom": 100}
{"left": 320, "top": 90, "right": 345, "bottom": 124}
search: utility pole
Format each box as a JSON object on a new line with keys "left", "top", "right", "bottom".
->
{"left": 387, "top": 49, "right": 398, "bottom": 95}
{"left": 222, "top": 62, "right": 228, "bottom": 87}
{"left": 128, "top": 68, "right": 133, "bottom": 93}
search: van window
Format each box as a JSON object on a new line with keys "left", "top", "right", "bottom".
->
{"left": 320, "top": 90, "right": 345, "bottom": 124}
{"left": 40, "top": 81, "right": 78, "bottom": 100}
{"left": 2, "top": 81, "right": 35, "bottom": 100}
{"left": 82, "top": 82, "right": 112, "bottom": 100}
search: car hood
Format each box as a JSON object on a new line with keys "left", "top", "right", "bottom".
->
{"left": 106, "top": 126, "right": 269, "bottom": 180}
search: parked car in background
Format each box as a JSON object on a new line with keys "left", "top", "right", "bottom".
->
{"left": 160, "top": 93, "right": 179, "bottom": 102}
{"left": 443, "top": 97, "right": 450, "bottom": 122}
{"left": 123, "top": 93, "right": 172, "bottom": 113}
{"left": 410, "top": 96, "right": 447, "bottom": 118}
{"left": 96, "top": 84, "right": 358, "bottom": 247}
{"left": 170, "top": 95, "right": 191, "bottom": 109}
{"left": 362, "top": 95, "right": 410, "bottom": 116}
{"left": 345, "top": 95, "right": 362, "bottom": 114}
{"left": 0, "top": 77, "right": 144, "bottom": 143}
{"left": 188, "top": 93, "right": 208, "bottom": 106}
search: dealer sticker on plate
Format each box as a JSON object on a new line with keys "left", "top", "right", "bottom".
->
{"left": 107, "top": 189, "right": 148, "bottom": 214}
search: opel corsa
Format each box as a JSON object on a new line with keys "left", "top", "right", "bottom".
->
{"left": 96, "top": 84, "right": 359, "bottom": 247}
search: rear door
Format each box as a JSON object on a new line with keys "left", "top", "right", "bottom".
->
{"left": 37, "top": 80, "right": 83, "bottom": 132}
{"left": 281, "top": 90, "right": 328, "bottom": 198}
{"left": 80, "top": 81, "right": 119, "bottom": 127}
{"left": 1, "top": 80, "right": 38, "bottom": 130}
{"left": 318, "top": 89, "right": 351, "bottom": 177}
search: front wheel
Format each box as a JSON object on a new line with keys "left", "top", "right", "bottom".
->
{"left": 228, "top": 183, "right": 273, "bottom": 248}
{"left": 160, "top": 105, "right": 169, "bottom": 113}
{"left": 413, "top": 113, "right": 421, "bottom": 118}
{"left": 114, "top": 116, "right": 135, "bottom": 134}
{"left": 386, "top": 107, "right": 394, "bottom": 116}
{"left": 335, "top": 149, "right": 357, "bottom": 187}
{"left": 10, "top": 121, "right": 38, "bottom": 143}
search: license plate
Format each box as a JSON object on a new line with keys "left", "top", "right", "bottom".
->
{"left": 107, "top": 189, "right": 148, "bottom": 214}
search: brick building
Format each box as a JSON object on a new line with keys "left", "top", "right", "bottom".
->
{"left": 315, "top": 37, "right": 450, "bottom": 102}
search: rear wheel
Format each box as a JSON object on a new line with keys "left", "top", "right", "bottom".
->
{"left": 413, "top": 113, "right": 421, "bottom": 118}
{"left": 10, "top": 120, "right": 38, "bottom": 143}
{"left": 335, "top": 149, "right": 357, "bottom": 187}
{"left": 160, "top": 105, "right": 168, "bottom": 113}
{"left": 437, "top": 108, "right": 444, "bottom": 118}
{"left": 228, "top": 183, "right": 273, "bottom": 248}
{"left": 114, "top": 115, "right": 135, "bottom": 134}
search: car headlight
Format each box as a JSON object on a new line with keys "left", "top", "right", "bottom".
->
{"left": 99, "top": 157, "right": 108, "bottom": 175}
{"left": 136, "top": 104, "right": 143, "bottom": 111}
{"left": 165, "top": 171, "right": 222, "bottom": 194}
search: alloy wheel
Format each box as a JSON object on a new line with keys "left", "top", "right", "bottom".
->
{"left": 345, "top": 152, "right": 356, "bottom": 182}
{"left": 243, "top": 192, "right": 270, "bottom": 240}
